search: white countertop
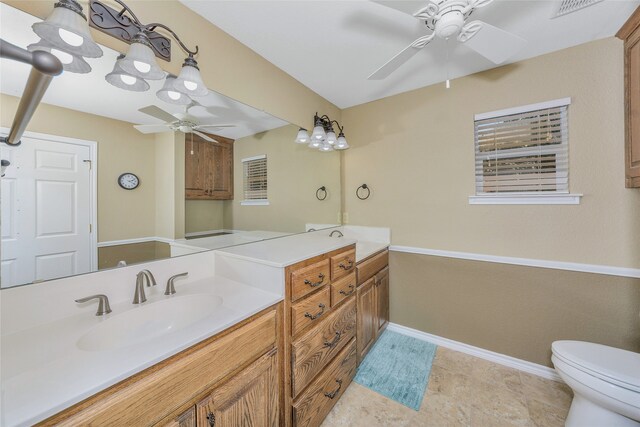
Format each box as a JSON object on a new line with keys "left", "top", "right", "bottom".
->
{"left": 1, "top": 278, "right": 282, "bottom": 427}
{"left": 217, "top": 233, "right": 357, "bottom": 267}
{"left": 356, "top": 241, "right": 389, "bottom": 263}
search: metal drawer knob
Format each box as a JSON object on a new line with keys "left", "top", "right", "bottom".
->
{"left": 304, "top": 303, "right": 326, "bottom": 320}
{"left": 339, "top": 259, "right": 354, "bottom": 271}
{"left": 304, "top": 273, "right": 325, "bottom": 288}
{"left": 323, "top": 331, "right": 342, "bottom": 348}
{"left": 339, "top": 284, "right": 355, "bottom": 297}
{"left": 324, "top": 379, "right": 343, "bottom": 399}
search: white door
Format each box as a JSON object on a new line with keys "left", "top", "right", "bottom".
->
{"left": 1, "top": 133, "right": 94, "bottom": 287}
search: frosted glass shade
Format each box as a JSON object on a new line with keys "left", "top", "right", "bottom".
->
{"left": 325, "top": 131, "right": 337, "bottom": 145}
{"left": 311, "top": 125, "right": 326, "bottom": 142}
{"left": 28, "top": 39, "right": 91, "bottom": 74}
{"left": 173, "top": 57, "right": 208, "bottom": 97}
{"left": 32, "top": 0, "right": 102, "bottom": 58}
{"left": 157, "top": 75, "right": 191, "bottom": 105}
{"left": 309, "top": 140, "right": 322, "bottom": 149}
{"left": 119, "top": 34, "right": 165, "bottom": 80}
{"left": 105, "top": 57, "right": 150, "bottom": 92}
{"left": 335, "top": 134, "right": 349, "bottom": 150}
{"left": 319, "top": 143, "right": 334, "bottom": 152}
{"left": 295, "top": 128, "right": 310, "bottom": 144}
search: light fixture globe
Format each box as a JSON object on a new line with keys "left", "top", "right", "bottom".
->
{"left": 325, "top": 130, "right": 337, "bottom": 146}
{"left": 28, "top": 39, "right": 91, "bottom": 74}
{"left": 173, "top": 55, "right": 208, "bottom": 97}
{"left": 335, "top": 132, "right": 349, "bottom": 150}
{"left": 295, "top": 128, "right": 310, "bottom": 144}
{"left": 119, "top": 32, "right": 165, "bottom": 80}
{"left": 311, "top": 125, "right": 326, "bottom": 142}
{"left": 319, "top": 143, "right": 334, "bottom": 152}
{"left": 32, "top": 0, "right": 102, "bottom": 58}
{"left": 105, "top": 55, "right": 150, "bottom": 92}
{"left": 157, "top": 75, "right": 192, "bottom": 105}
{"left": 309, "top": 140, "right": 322, "bottom": 149}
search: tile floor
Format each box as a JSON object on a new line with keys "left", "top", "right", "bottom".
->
{"left": 321, "top": 346, "right": 573, "bottom": 427}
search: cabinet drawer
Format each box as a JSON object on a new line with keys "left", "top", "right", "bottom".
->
{"left": 291, "top": 259, "right": 331, "bottom": 302}
{"left": 41, "top": 308, "right": 278, "bottom": 427}
{"left": 330, "top": 249, "right": 356, "bottom": 281}
{"left": 293, "top": 339, "right": 357, "bottom": 427}
{"left": 291, "top": 287, "right": 331, "bottom": 337}
{"left": 330, "top": 273, "right": 356, "bottom": 307}
{"left": 160, "top": 407, "right": 196, "bottom": 427}
{"left": 357, "top": 250, "right": 388, "bottom": 285}
{"left": 292, "top": 298, "right": 356, "bottom": 397}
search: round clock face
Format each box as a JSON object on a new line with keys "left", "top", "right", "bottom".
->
{"left": 118, "top": 173, "right": 139, "bottom": 190}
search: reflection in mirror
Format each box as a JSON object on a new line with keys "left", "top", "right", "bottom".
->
{"left": 0, "top": 4, "right": 341, "bottom": 288}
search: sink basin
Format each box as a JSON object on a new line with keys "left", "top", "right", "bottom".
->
{"left": 77, "top": 294, "right": 223, "bottom": 352}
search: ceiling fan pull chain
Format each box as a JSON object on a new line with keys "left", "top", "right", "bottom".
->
{"left": 445, "top": 38, "right": 451, "bottom": 89}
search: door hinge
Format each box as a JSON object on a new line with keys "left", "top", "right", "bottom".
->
{"left": 83, "top": 159, "right": 92, "bottom": 170}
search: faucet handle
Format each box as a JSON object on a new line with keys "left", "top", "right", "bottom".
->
{"left": 165, "top": 272, "right": 188, "bottom": 295}
{"left": 75, "top": 294, "right": 112, "bottom": 316}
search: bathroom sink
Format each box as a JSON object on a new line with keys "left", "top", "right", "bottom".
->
{"left": 77, "top": 294, "right": 222, "bottom": 352}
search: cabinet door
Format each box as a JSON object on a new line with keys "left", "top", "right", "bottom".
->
{"left": 197, "top": 349, "right": 279, "bottom": 427}
{"left": 626, "top": 25, "right": 640, "bottom": 187}
{"left": 185, "top": 133, "right": 234, "bottom": 200}
{"left": 356, "top": 278, "right": 377, "bottom": 363}
{"left": 185, "top": 138, "right": 206, "bottom": 198}
{"left": 375, "top": 267, "right": 389, "bottom": 333}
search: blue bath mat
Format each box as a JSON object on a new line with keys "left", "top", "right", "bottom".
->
{"left": 354, "top": 330, "right": 437, "bottom": 410}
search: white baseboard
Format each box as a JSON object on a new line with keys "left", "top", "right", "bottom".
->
{"left": 97, "top": 236, "right": 174, "bottom": 247}
{"left": 387, "top": 323, "right": 561, "bottom": 382}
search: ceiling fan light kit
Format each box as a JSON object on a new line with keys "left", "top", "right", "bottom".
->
{"left": 368, "top": 0, "right": 526, "bottom": 81}
{"left": 295, "top": 113, "right": 349, "bottom": 152}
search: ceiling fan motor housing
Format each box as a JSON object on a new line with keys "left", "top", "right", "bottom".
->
{"left": 424, "top": 0, "right": 475, "bottom": 39}
{"left": 435, "top": 10, "right": 465, "bottom": 38}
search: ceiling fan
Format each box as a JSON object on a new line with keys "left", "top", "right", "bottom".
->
{"left": 134, "top": 105, "right": 235, "bottom": 143}
{"left": 368, "top": 0, "right": 527, "bottom": 80}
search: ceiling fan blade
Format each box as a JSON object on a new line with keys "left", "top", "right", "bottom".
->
{"left": 194, "top": 124, "right": 236, "bottom": 129}
{"left": 368, "top": 34, "right": 435, "bottom": 80}
{"left": 461, "top": 21, "right": 526, "bottom": 64}
{"left": 192, "top": 130, "right": 219, "bottom": 143}
{"left": 370, "top": 1, "right": 426, "bottom": 16}
{"left": 138, "top": 105, "right": 178, "bottom": 123}
{"left": 133, "top": 124, "right": 172, "bottom": 134}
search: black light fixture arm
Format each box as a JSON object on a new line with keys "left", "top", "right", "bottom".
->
{"left": 313, "top": 112, "right": 344, "bottom": 133}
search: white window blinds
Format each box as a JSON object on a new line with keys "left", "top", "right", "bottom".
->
{"left": 474, "top": 100, "right": 569, "bottom": 194}
{"left": 242, "top": 155, "right": 267, "bottom": 201}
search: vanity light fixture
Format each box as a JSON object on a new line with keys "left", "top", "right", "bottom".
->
{"left": 30, "top": 0, "right": 103, "bottom": 73}
{"left": 86, "top": 0, "right": 207, "bottom": 101}
{"left": 295, "top": 113, "right": 349, "bottom": 152}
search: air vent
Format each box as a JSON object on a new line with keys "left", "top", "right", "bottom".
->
{"left": 553, "top": 0, "right": 603, "bottom": 18}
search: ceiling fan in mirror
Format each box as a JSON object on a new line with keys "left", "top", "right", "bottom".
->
{"left": 368, "top": 0, "right": 527, "bottom": 84}
{"left": 134, "top": 105, "right": 235, "bottom": 143}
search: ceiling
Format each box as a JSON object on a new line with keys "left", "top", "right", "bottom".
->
{"left": 180, "top": 0, "right": 640, "bottom": 108}
{"left": 0, "top": 3, "right": 288, "bottom": 140}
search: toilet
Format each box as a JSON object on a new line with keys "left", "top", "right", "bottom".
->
{"left": 552, "top": 341, "right": 640, "bottom": 427}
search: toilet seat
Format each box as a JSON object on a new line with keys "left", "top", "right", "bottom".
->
{"left": 552, "top": 341, "right": 640, "bottom": 393}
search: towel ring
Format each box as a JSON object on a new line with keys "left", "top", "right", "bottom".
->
{"left": 316, "top": 186, "right": 327, "bottom": 201}
{"left": 356, "top": 184, "right": 370, "bottom": 200}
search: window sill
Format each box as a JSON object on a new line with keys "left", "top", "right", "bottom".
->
{"left": 241, "top": 200, "right": 270, "bottom": 206}
{"left": 468, "top": 194, "right": 582, "bottom": 205}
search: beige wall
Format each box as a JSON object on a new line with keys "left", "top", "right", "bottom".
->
{"left": 390, "top": 252, "right": 640, "bottom": 367}
{"left": 185, "top": 200, "right": 225, "bottom": 234}
{"left": 224, "top": 124, "right": 341, "bottom": 232}
{"left": 1, "top": 93, "right": 157, "bottom": 242}
{"left": 6, "top": 0, "right": 340, "bottom": 128}
{"left": 343, "top": 37, "right": 640, "bottom": 366}
{"left": 343, "top": 37, "right": 640, "bottom": 269}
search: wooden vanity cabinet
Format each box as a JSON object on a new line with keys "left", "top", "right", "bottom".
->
{"left": 355, "top": 249, "right": 390, "bottom": 364}
{"left": 283, "top": 245, "right": 357, "bottom": 427}
{"left": 185, "top": 133, "right": 234, "bottom": 200}
{"left": 38, "top": 304, "right": 282, "bottom": 427}
{"left": 617, "top": 7, "right": 640, "bottom": 188}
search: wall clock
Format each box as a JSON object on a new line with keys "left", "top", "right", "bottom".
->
{"left": 118, "top": 172, "right": 140, "bottom": 190}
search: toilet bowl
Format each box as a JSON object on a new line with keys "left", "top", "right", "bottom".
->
{"left": 552, "top": 341, "right": 640, "bottom": 427}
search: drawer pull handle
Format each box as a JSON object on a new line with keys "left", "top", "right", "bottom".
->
{"left": 323, "top": 331, "right": 342, "bottom": 348}
{"left": 304, "top": 273, "right": 325, "bottom": 288}
{"left": 207, "top": 412, "right": 216, "bottom": 427}
{"left": 304, "top": 303, "right": 326, "bottom": 320}
{"left": 339, "top": 284, "right": 355, "bottom": 296}
{"left": 324, "top": 379, "right": 343, "bottom": 399}
{"left": 339, "top": 259, "right": 354, "bottom": 271}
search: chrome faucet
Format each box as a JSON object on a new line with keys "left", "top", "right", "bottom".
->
{"left": 165, "top": 272, "right": 188, "bottom": 295}
{"left": 330, "top": 230, "right": 344, "bottom": 238}
{"left": 133, "top": 269, "right": 157, "bottom": 304}
{"left": 75, "top": 294, "right": 112, "bottom": 316}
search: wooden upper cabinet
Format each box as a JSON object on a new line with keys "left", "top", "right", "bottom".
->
{"left": 617, "top": 7, "right": 640, "bottom": 188}
{"left": 185, "top": 133, "right": 234, "bottom": 200}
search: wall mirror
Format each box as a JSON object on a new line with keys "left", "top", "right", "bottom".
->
{"left": 0, "top": 3, "right": 342, "bottom": 288}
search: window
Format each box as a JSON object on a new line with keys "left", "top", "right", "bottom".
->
{"left": 241, "top": 155, "right": 268, "bottom": 205}
{"left": 469, "top": 98, "right": 581, "bottom": 205}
